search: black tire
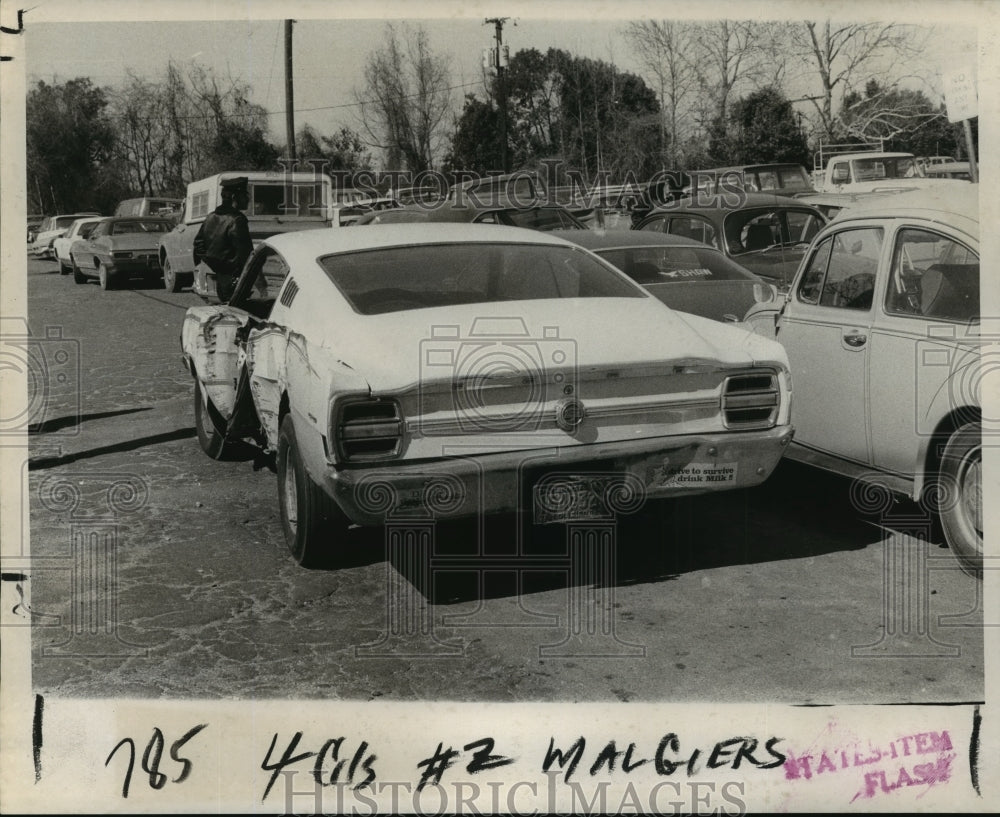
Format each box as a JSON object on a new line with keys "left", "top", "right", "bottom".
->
{"left": 98, "top": 262, "right": 115, "bottom": 291}
{"left": 938, "top": 422, "right": 982, "bottom": 576}
{"left": 163, "top": 256, "right": 181, "bottom": 292}
{"left": 59, "top": 259, "right": 70, "bottom": 275}
{"left": 277, "top": 413, "right": 347, "bottom": 567}
{"left": 194, "top": 380, "right": 230, "bottom": 460}
{"left": 71, "top": 256, "right": 87, "bottom": 284}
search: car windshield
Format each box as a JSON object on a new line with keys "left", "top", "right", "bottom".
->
{"left": 319, "top": 242, "right": 645, "bottom": 315}
{"left": 724, "top": 208, "right": 823, "bottom": 255}
{"left": 597, "top": 245, "right": 756, "bottom": 284}
{"left": 111, "top": 220, "right": 170, "bottom": 235}
{"left": 54, "top": 216, "right": 80, "bottom": 229}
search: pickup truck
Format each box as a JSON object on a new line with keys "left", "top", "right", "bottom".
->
{"left": 813, "top": 152, "right": 966, "bottom": 194}
{"left": 157, "top": 170, "right": 334, "bottom": 296}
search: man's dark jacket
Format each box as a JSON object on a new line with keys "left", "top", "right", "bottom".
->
{"left": 193, "top": 204, "right": 252, "bottom": 275}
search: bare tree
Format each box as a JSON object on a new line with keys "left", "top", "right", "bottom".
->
{"left": 624, "top": 20, "right": 698, "bottom": 167}
{"left": 689, "top": 20, "right": 772, "bottom": 127}
{"left": 792, "top": 21, "right": 924, "bottom": 139}
{"left": 111, "top": 73, "right": 172, "bottom": 195}
{"left": 355, "top": 23, "right": 453, "bottom": 171}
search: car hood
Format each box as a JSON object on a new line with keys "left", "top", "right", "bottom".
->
{"left": 329, "top": 297, "right": 786, "bottom": 393}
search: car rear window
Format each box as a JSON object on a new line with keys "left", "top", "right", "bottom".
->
{"left": 110, "top": 220, "right": 171, "bottom": 235}
{"left": 597, "top": 245, "right": 756, "bottom": 284}
{"left": 319, "top": 242, "right": 645, "bottom": 315}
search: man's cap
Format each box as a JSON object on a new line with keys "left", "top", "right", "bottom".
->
{"left": 221, "top": 176, "right": 249, "bottom": 192}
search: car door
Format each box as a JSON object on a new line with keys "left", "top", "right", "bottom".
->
{"left": 779, "top": 224, "right": 886, "bottom": 463}
{"left": 77, "top": 221, "right": 107, "bottom": 269}
{"left": 868, "top": 222, "right": 980, "bottom": 476}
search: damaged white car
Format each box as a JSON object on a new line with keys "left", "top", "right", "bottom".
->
{"left": 181, "top": 225, "right": 794, "bottom": 566}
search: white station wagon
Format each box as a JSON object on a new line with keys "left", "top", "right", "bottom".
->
{"left": 181, "top": 225, "right": 794, "bottom": 566}
{"left": 746, "top": 186, "right": 983, "bottom": 574}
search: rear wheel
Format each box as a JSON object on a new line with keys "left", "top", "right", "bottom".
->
{"left": 194, "top": 380, "right": 230, "bottom": 460}
{"left": 277, "top": 414, "right": 348, "bottom": 567}
{"left": 163, "top": 256, "right": 181, "bottom": 292}
{"left": 938, "top": 422, "right": 982, "bottom": 576}
{"left": 59, "top": 258, "right": 70, "bottom": 275}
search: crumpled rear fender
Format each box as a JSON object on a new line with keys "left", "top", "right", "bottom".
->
{"left": 180, "top": 305, "right": 254, "bottom": 418}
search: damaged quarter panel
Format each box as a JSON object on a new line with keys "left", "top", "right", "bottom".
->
{"left": 181, "top": 305, "right": 255, "bottom": 417}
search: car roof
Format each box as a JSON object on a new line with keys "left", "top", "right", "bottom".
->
{"left": 265, "top": 223, "right": 579, "bottom": 260}
{"left": 547, "top": 229, "right": 706, "bottom": 251}
{"left": 833, "top": 152, "right": 914, "bottom": 161}
{"left": 829, "top": 185, "right": 978, "bottom": 237}
{"left": 648, "top": 191, "right": 820, "bottom": 215}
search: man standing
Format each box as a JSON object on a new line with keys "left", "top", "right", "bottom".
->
{"left": 193, "top": 176, "right": 253, "bottom": 302}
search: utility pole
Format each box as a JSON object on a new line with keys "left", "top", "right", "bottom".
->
{"left": 285, "top": 19, "right": 296, "bottom": 162}
{"left": 485, "top": 17, "right": 509, "bottom": 172}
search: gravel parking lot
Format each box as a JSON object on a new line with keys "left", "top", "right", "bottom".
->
{"left": 23, "top": 256, "right": 984, "bottom": 703}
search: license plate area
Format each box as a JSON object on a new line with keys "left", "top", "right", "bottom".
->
{"left": 528, "top": 461, "right": 644, "bottom": 524}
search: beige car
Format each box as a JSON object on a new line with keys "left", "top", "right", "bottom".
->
{"left": 746, "top": 186, "right": 982, "bottom": 574}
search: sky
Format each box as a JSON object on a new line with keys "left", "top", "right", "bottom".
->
{"left": 12, "top": 1, "right": 984, "bottom": 153}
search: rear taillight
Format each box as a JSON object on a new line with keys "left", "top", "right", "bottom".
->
{"left": 334, "top": 399, "right": 402, "bottom": 462}
{"left": 722, "top": 371, "right": 779, "bottom": 429}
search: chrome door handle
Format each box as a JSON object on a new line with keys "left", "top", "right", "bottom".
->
{"left": 843, "top": 331, "right": 867, "bottom": 348}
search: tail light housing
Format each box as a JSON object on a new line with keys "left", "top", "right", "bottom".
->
{"left": 333, "top": 397, "right": 403, "bottom": 462}
{"left": 722, "top": 371, "right": 780, "bottom": 429}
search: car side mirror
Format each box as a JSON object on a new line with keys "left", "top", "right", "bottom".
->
{"left": 850, "top": 240, "right": 863, "bottom": 255}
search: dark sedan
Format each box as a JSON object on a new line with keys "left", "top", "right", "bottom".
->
{"left": 551, "top": 229, "right": 777, "bottom": 323}
{"left": 70, "top": 217, "right": 173, "bottom": 290}
{"left": 632, "top": 192, "right": 826, "bottom": 289}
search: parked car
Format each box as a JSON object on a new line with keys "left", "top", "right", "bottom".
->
{"left": 633, "top": 192, "right": 826, "bottom": 289}
{"left": 687, "top": 163, "right": 815, "bottom": 197}
{"left": 924, "top": 161, "right": 972, "bottom": 181}
{"left": 158, "top": 171, "right": 335, "bottom": 296}
{"left": 814, "top": 152, "right": 965, "bottom": 194}
{"left": 353, "top": 197, "right": 589, "bottom": 230}
{"left": 29, "top": 212, "right": 101, "bottom": 259}
{"left": 795, "top": 188, "right": 914, "bottom": 220}
{"left": 53, "top": 216, "right": 105, "bottom": 274}
{"left": 549, "top": 229, "right": 777, "bottom": 323}
{"left": 27, "top": 214, "right": 46, "bottom": 245}
{"left": 745, "top": 186, "right": 981, "bottom": 574}
{"left": 180, "top": 224, "right": 794, "bottom": 567}
{"left": 70, "top": 217, "right": 173, "bottom": 289}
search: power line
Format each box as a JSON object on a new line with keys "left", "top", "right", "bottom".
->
{"left": 33, "top": 77, "right": 485, "bottom": 125}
